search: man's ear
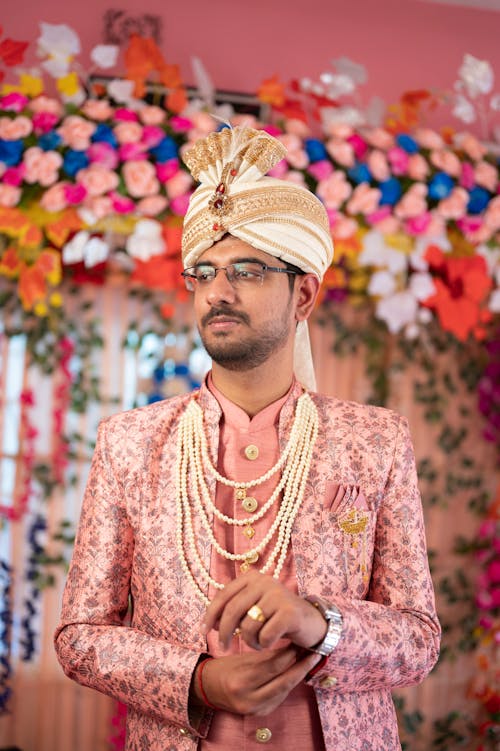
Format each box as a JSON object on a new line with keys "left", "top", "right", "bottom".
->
{"left": 294, "top": 274, "right": 320, "bottom": 322}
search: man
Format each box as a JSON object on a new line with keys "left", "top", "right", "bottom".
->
{"left": 54, "top": 126, "right": 440, "bottom": 750}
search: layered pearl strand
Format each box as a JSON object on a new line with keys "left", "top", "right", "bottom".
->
{"left": 175, "top": 392, "right": 319, "bottom": 605}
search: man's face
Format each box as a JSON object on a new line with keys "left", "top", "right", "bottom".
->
{"left": 191, "top": 236, "right": 297, "bottom": 371}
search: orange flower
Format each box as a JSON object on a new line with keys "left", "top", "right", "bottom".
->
{"left": 0, "top": 206, "right": 30, "bottom": 237}
{"left": 45, "top": 209, "right": 84, "bottom": 248}
{"left": 257, "top": 75, "right": 286, "bottom": 107}
{"left": 35, "top": 248, "right": 62, "bottom": 286}
{"left": 422, "top": 245, "right": 493, "bottom": 341}
{"left": 0, "top": 246, "right": 22, "bottom": 277}
{"left": 131, "top": 253, "right": 187, "bottom": 299}
{"left": 18, "top": 263, "right": 47, "bottom": 310}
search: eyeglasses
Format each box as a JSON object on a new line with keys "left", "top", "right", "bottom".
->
{"left": 181, "top": 261, "right": 302, "bottom": 291}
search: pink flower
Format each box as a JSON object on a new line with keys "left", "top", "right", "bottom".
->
{"left": 137, "top": 195, "right": 169, "bottom": 216}
{"left": 279, "top": 134, "right": 309, "bottom": 169}
{"left": 387, "top": 147, "right": 409, "bottom": 176}
{"left": 484, "top": 195, "right": 500, "bottom": 231}
{"left": 460, "top": 162, "right": 475, "bottom": 189}
{"left": 170, "top": 193, "right": 191, "bottom": 216}
{"left": 87, "top": 142, "right": 119, "bottom": 170}
{"left": 260, "top": 124, "right": 282, "bottom": 137}
{"left": 156, "top": 159, "right": 180, "bottom": 183}
{"left": 165, "top": 170, "right": 192, "bottom": 199}
{"left": 373, "top": 216, "right": 401, "bottom": 235}
{"left": 58, "top": 116, "right": 96, "bottom": 149}
{"left": 394, "top": 183, "right": 428, "bottom": 218}
{"left": 436, "top": 187, "right": 469, "bottom": 219}
{"left": 316, "top": 171, "right": 352, "bottom": 209}
{"left": 407, "top": 153, "right": 430, "bottom": 181}
{"left": 405, "top": 212, "right": 432, "bottom": 236}
{"left": 77, "top": 164, "right": 119, "bottom": 196}
{"left": 87, "top": 195, "right": 113, "bottom": 218}
{"left": 346, "top": 184, "right": 381, "bottom": 216}
{"left": 430, "top": 148, "right": 461, "bottom": 177}
{"left": 189, "top": 111, "right": 217, "bottom": 134}
{"left": 366, "top": 206, "right": 392, "bottom": 225}
{"left": 413, "top": 128, "right": 444, "bottom": 150}
{"left": 23, "top": 147, "right": 62, "bottom": 186}
{"left": 40, "top": 182, "right": 69, "bottom": 212}
{"left": 284, "top": 170, "right": 306, "bottom": 186}
{"left": 2, "top": 165, "right": 25, "bottom": 186}
{"left": 363, "top": 128, "right": 394, "bottom": 150}
{"left": 114, "top": 108, "right": 139, "bottom": 122}
{"left": 284, "top": 118, "right": 310, "bottom": 138}
{"left": 307, "top": 160, "right": 334, "bottom": 182}
{"left": 119, "top": 143, "right": 148, "bottom": 161}
{"left": 81, "top": 99, "right": 114, "bottom": 121}
{"left": 326, "top": 138, "right": 355, "bottom": 167}
{"left": 122, "top": 160, "right": 159, "bottom": 198}
{"left": 346, "top": 133, "right": 368, "bottom": 160}
{"left": 32, "top": 111, "right": 60, "bottom": 134}
{"left": 0, "top": 116, "right": 32, "bottom": 140}
{"left": 456, "top": 133, "right": 487, "bottom": 161}
{"left": 114, "top": 121, "right": 143, "bottom": 144}
{"left": 267, "top": 159, "right": 289, "bottom": 179}
{"left": 139, "top": 105, "right": 167, "bottom": 126}
{"left": 141, "top": 126, "right": 165, "bottom": 148}
{"left": 331, "top": 212, "right": 358, "bottom": 239}
{"left": 0, "top": 93, "right": 29, "bottom": 112}
{"left": 474, "top": 161, "right": 498, "bottom": 192}
{"left": 169, "top": 116, "right": 193, "bottom": 132}
{"left": 367, "top": 150, "right": 390, "bottom": 181}
{"left": 325, "top": 123, "right": 353, "bottom": 140}
{"left": 0, "top": 184, "right": 21, "bottom": 207}
{"left": 110, "top": 191, "right": 135, "bottom": 213}
{"left": 29, "top": 96, "right": 63, "bottom": 116}
{"left": 63, "top": 183, "right": 87, "bottom": 205}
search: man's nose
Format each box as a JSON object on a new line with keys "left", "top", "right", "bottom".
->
{"left": 205, "top": 268, "right": 237, "bottom": 305}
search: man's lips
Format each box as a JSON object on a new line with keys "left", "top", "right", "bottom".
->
{"left": 201, "top": 309, "right": 250, "bottom": 327}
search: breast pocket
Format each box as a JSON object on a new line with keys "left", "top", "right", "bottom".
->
{"left": 321, "top": 483, "right": 377, "bottom": 598}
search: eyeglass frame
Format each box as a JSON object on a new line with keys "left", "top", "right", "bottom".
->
{"left": 181, "top": 259, "right": 304, "bottom": 291}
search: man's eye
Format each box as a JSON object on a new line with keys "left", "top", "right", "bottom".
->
{"left": 196, "top": 268, "right": 214, "bottom": 281}
{"left": 233, "top": 265, "right": 262, "bottom": 280}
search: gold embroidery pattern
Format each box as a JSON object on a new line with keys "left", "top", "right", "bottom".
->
{"left": 338, "top": 508, "right": 370, "bottom": 585}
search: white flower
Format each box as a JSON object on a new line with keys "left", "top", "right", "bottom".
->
{"left": 488, "top": 289, "right": 500, "bottom": 313}
{"left": 458, "top": 53, "right": 494, "bottom": 98}
{"left": 62, "top": 231, "right": 89, "bottom": 264}
{"left": 77, "top": 207, "right": 98, "bottom": 226}
{"left": 477, "top": 243, "right": 500, "bottom": 274}
{"left": 375, "top": 291, "right": 418, "bottom": 334}
{"left": 37, "top": 23, "right": 81, "bottom": 77}
{"left": 84, "top": 237, "right": 109, "bottom": 267}
{"left": 321, "top": 73, "right": 356, "bottom": 99}
{"left": 418, "top": 308, "right": 433, "bottom": 324}
{"left": 320, "top": 106, "right": 365, "bottom": 129}
{"left": 126, "top": 219, "right": 165, "bottom": 261}
{"left": 409, "top": 272, "right": 436, "bottom": 301}
{"left": 359, "top": 230, "right": 408, "bottom": 274}
{"left": 61, "top": 88, "right": 86, "bottom": 107}
{"left": 405, "top": 323, "right": 420, "bottom": 340}
{"left": 107, "top": 79, "right": 135, "bottom": 104}
{"left": 333, "top": 57, "right": 367, "bottom": 86}
{"left": 367, "top": 270, "right": 396, "bottom": 298}
{"left": 490, "top": 93, "right": 500, "bottom": 111}
{"left": 452, "top": 93, "right": 476, "bottom": 124}
{"left": 90, "top": 45, "right": 119, "bottom": 69}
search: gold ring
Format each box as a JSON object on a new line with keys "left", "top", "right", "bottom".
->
{"left": 246, "top": 604, "right": 266, "bottom": 623}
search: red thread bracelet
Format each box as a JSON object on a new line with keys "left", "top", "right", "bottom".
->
{"left": 197, "top": 657, "right": 218, "bottom": 710}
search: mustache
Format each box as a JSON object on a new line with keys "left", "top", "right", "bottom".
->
{"left": 201, "top": 306, "right": 250, "bottom": 327}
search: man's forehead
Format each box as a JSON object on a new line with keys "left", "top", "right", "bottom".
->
{"left": 198, "top": 237, "right": 280, "bottom": 266}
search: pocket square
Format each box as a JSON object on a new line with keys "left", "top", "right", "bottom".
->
{"left": 324, "top": 483, "right": 370, "bottom": 514}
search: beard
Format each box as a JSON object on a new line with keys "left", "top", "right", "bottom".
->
{"left": 199, "top": 303, "right": 292, "bottom": 371}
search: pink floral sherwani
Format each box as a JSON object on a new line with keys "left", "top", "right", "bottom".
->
{"left": 54, "top": 379, "right": 441, "bottom": 751}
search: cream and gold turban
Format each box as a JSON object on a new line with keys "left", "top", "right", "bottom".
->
{"left": 181, "top": 126, "right": 334, "bottom": 390}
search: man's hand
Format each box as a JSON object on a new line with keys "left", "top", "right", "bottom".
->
{"left": 192, "top": 647, "right": 321, "bottom": 716}
{"left": 201, "top": 571, "right": 327, "bottom": 651}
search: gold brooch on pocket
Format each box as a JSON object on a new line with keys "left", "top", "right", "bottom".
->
{"left": 338, "top": 508, "right": 370, "bottom": 584}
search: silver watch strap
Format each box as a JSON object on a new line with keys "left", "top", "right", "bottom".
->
{"left": 306, "top": 596, "right": 343, "bottom": 656}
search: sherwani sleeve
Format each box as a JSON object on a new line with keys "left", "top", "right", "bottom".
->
{"left": 53, "top": 419, "right": 211, "bottom": 737}
{"left": 308, "top": 415, "right": 441, "bottom": 693}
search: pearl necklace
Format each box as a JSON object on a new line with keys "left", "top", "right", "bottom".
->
{"left": 175, "top": 392, "right": 319, "bottom": 605}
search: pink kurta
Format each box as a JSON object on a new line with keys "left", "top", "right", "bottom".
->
{"left": 54, "top": 376, "right": 441, "bottom": 750}
{"left": 202, "top": 376, "right": 325, "bottom": 750}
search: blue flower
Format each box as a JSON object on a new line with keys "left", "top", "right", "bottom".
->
{"left": 38, "top": 130, "right": 62, "bottom": 151}
{"left": 63, "top": 150, "right": 89, "bottom": 177}
{"left": 396, "top": 134, "right": 419, "bottom": 154}
{"left": 150, "top": 137, "right": 178, "bottom": 163}
{"left": 305, "top": 138, "right": 328, "bottom": 162}
{"left": 0, "top": 139, "right": 23, "bottom": 166}
{"left": 378, "top": 177, "right": 402, "bottom": 205}
{"left": 347, "top": 163, "right": 372, "bottom": 184}
{"left": 428, "top": 172, "right": 454, "bottom": 200}
{"left": 467, "top": 186, "right": 491, "bottom": 214}
{"left": 91, "top": 124, "right": 118, "bottom": 147}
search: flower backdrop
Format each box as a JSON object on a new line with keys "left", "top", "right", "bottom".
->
{"left": 0, "top": 21, "right": 499, "bottom": 751}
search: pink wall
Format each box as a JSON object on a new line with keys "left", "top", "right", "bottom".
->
{"left": 3, "top": 0, "right": 500, "bottom": 126}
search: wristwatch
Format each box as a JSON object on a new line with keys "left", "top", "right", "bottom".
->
{"left": 305, "top": 596, "right": 343, "bottom": 656}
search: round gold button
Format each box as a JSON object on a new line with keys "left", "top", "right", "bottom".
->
{"left": 246, "top": 551, "right": 259, "bottom": 564}
{"left": 319, "top": 675, "right": 337, "bottom": 688}
{"left": 255, "top": 727, "right": 272, "bottom": 743}
{"left": 242, "top": 496, "right": 258, "bottom": 513}
{"left": 244, "top": 444, "right": 259, "bottom": 460}
{"left": 179, "top": 727, "right": 192, "bottom": 737}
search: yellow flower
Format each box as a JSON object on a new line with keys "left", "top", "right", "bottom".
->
{"left": 49, "top": 292, "right": 63, "bottom": 308}
{"left": 384, "top": 232, "right": 414, "bottom": 254}
{"left": 19, "top": 74, "right": 44, "bottom": 97}
{"left": 56, "top": 72, "right": 80, "bottom": 97}
{"left": 33, "top": 301, "right": 49, "bottom": 317}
